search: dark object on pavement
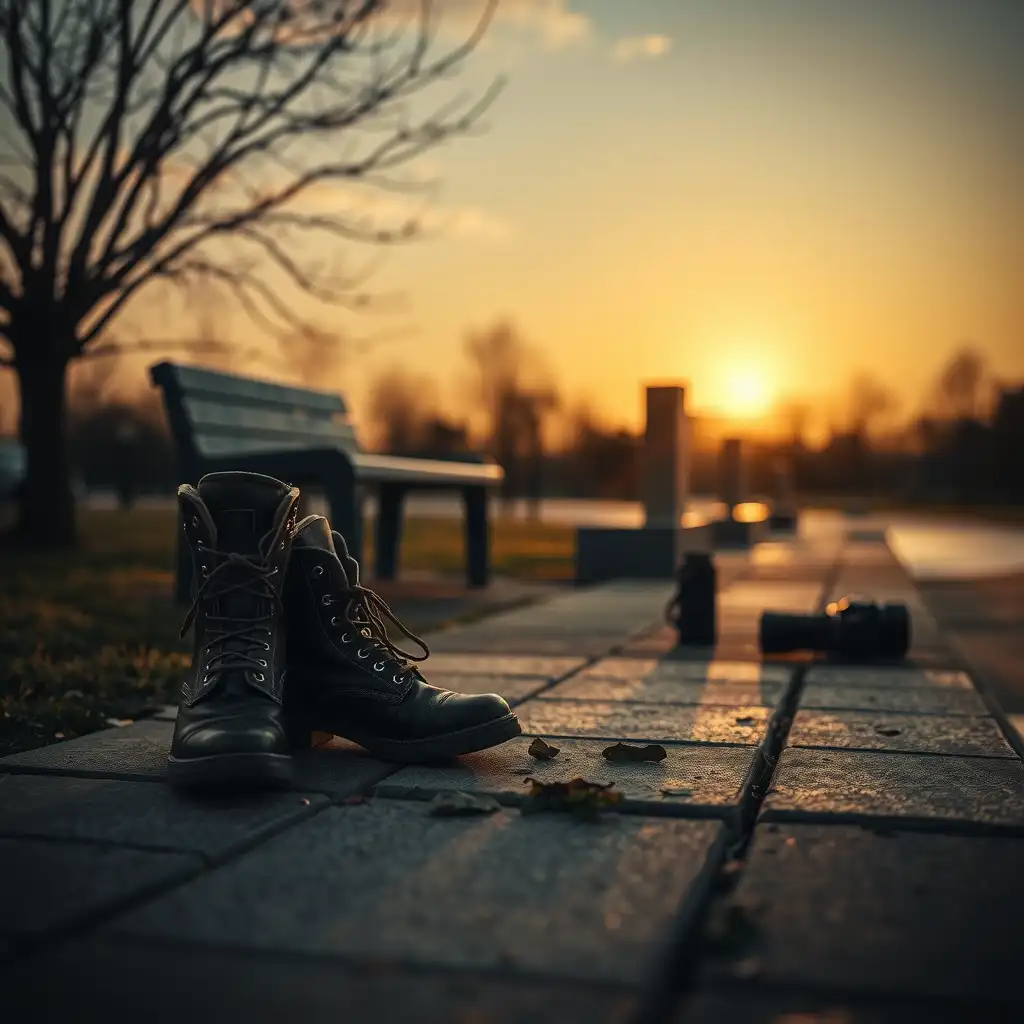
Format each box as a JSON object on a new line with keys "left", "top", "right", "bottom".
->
{"left": 759, "top": 595, "right": 911, "bottom": 661}
{"left": 528, "top": 737, "right": 560, "bottom": 760}
{"left": 283, "top": 514, "right": 522, "bottom": 762}
{"left": 169, "top": 471, "right": 300, "bottom": 789}
{"left": 522, "top": 777, "right": 622, "bottom": 820}
{"left": 666, "top": 552, "right": 717, "bottom": 646}
{"left": 602, "top": 742, "right": 668, "bottom": 762}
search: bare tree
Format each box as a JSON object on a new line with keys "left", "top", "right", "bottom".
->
{"left": 933, "top": 346, "right": 988, "bottom": 421}
{"left": 462, "top": 318, "right": 561, "bottom": 506}
{"left": 0, "top": 0, "right": 501, "bottom": 546}
{"left": 365, "top": 363, "right": 435, "bottom": 453}
{"left": 846, "top": 371, "right": 898, "bottom": 436}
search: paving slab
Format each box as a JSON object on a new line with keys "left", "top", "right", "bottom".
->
{"left": 418, "top": 654, "right": 587, "bottom": 680}
{"left": 799, "top": 680, "right": 988, "bottom": 715}
{"left": 0, "top": 774, "right": 329, "bottom": 860}
{"left": 679, "top": 986, "right": 992, "bottom": 1023}
{"left": 0, "top": 837, "right": 198, "bottom": 942}
{"left": 761, "top": 747, "right": 1024, "bottom": 832}
{"left": 109, "top": 801, "right": 723, "bottom": 986}
{"left": 375, "top": 735, "right": 757, "bottom": 818}
{"left": 701, "top": 823, "right": 1024, "bottom": 1004}
{"left": 577, "top": 658, "right": 793, "bottom": 685}
{"left": 787, "top": 708, "right": 1016, "bottom": 758}
{"left": 0, "top": 718, "right": 175, "bottom": 780}
{"left": 804, "top": 665, "right": 974, "bottom": 689}
{"left": 0, "top": 718, "right": 397, "bottom": 798}
{"left": 5, "top": 939, "right": 638, "bottom": 1024}
{"left": 540, "top": 676, "right": 786, "bottom": 708}
{"left": 515, "top": 699, "right": 772, "bottom": 745}
{"left": 422, "top": 633, "right": 629, "bottom": 657}
{"left": 715, "top": 580, "right": 824, "bottom": 613}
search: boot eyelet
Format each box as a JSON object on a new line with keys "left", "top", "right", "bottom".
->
{"left": 341, "top": 633, "right": 352, "bottom": 643}
{"left": 263, "top": 642, "right": 271, "bottom": 651}
{"left": 253, "top": 672, "right": 265, "bottom": 682}
{"left": 258, "top": 659, "right": 268, "bottom": 667}
{"left": 311, "top": 566, "right": 324, "bottom": 577}
{"left": 321, "top": 594, "right": 331, "bottom": 606}
{"left": 200, "top": 565, "right": 208, "bottom": 576}
{"left": 330, "top": 616, "right": 338, "bottom": 626}
{"left": 373, "top": 661, "right": 386, "bottom": 672}
{"left": 393, "top": 674, "right": 403, "bottom": 684}
{"left": 357, "top": 648, "right": 370, "bottom": 659}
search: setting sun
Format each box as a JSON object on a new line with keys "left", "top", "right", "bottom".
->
{"left": 723, "top": 368, "right": 772, "bottom": 418}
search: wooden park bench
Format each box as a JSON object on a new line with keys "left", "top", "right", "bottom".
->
{"left": 150, "top": 361, "right": 503, "bottom": 604}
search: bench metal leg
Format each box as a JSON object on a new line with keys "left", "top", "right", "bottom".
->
{"left": 375, "top": 484, "right": 405, "bottom": 581}
{"left": 463, "top": 486, "right": 490, "bottom": 588}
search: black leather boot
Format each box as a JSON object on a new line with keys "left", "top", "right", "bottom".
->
{"left": 168, "top": 472, "right": 301, "bottom": 788}
{"left": 283, "top": 515, "right": 521, "bottom": 761}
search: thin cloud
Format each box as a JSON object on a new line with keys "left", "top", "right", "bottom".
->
{"left": 386, "top": 0, "right": 591, "bottom": 51}
{"left": 611, "top": 34, "right": 672, "bottom": 63}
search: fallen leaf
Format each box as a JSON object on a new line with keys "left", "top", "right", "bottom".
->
{"left": 875, "top": 727, "right": 902, "bottom": 737}
{"left": 105, "top": 718, "right": 133, "bottom": 728}
{"left": 602, "top": 742, "right": 667, "bottom": 763}
{"left": 522, "top": 777, "right": 622, "bottom": 821}
{"left": 429, "top": 791, "right": 502, "bottom": 817}
{"left": 660, "top": 787, "right": 693, "bottom": 797}
{"left": 528, "top": 737, "right": 560, "bottom": 760}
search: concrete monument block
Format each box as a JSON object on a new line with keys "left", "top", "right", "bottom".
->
{"left": 642, "top": 385, "right": 689, "bottom": 528}
{"left": 718, "top": 437, "right": 745, "bottom": 513}
{"left": 575, "top": 382, "right": 705, "bottom": 581}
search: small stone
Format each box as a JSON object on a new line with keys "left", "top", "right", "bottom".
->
{"left": 428, "top": 791, "right": 502, "bottom": 817}
{"left": 528, "top": 738, "right": 560, "bottom": 760}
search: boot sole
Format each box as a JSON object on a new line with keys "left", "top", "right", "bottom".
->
{"left": 291, "top": 712, "right": 522, "bottom": 763}
{"left": 166, "top": 752, "right": 294, "bottom": 789}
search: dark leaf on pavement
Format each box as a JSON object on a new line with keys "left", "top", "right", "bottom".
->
{"left": 522, "top": 776, "right": 622, "bottom": 821}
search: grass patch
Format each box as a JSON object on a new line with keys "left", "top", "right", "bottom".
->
{"left": 0, "top": 507, "right": 575, "bottom": 757}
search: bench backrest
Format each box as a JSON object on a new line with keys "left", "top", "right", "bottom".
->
{"left": 150, "top": 361, "right": 362, "bottom": 468}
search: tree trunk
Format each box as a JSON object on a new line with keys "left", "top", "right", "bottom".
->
{"left": 13, "top": 352, "right": 76, "bottom": 547}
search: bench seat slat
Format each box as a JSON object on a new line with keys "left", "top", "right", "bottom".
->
{"left": 184, "top": 398, "right": 359, "bottom": 451}
{"left": 165, "top": 364, "right": 346, "bottom": 414}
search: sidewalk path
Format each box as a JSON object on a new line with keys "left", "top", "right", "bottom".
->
{"left": 1, "top": 528, "right": 1022, "bottom": 1023}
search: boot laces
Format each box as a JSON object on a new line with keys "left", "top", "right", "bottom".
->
{"left": 324, "top": 583, "right": 430, "bottom": 675}
{"left": 180, "top": 546, "right": 282, "bottom": 680}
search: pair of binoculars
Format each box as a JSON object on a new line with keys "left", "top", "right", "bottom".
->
{"left": 759, "top": 596, "right": 910, "bottom": 661}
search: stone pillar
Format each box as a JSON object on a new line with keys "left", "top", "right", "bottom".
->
{"left": 642, "top": 384, "right": 688, "bottom": 529}
{"left": 718, "top": 437, "right": 745, "bottom": 515}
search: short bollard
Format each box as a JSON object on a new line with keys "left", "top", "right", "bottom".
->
{"left": 759, "top": 595, "right": 910, "bottom": 661}
{"left": 666, "top": 552, "right": 717, "bottom": 646}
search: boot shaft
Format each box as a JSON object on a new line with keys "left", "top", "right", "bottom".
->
{"left": 178, "top": 472, "right": 300, "bottom": 706}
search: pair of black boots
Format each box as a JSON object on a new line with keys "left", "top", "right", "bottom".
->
{"left": 168, "top": 471, "right": 521, "bottom": 788}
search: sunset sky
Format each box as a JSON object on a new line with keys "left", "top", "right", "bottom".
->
{"left": 8, "top": 0, "right": 1020, "bottom": 442}
{"left": 328, "top": 0, "right": 1023, "bottom": 433}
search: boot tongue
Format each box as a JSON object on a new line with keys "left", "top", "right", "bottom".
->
{"left": 198, "top": 472, "right": 291, "bottom": 556}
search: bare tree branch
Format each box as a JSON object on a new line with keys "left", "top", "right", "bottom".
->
{"left": 0, "top": 0, "right": 500, "bottom": 356}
